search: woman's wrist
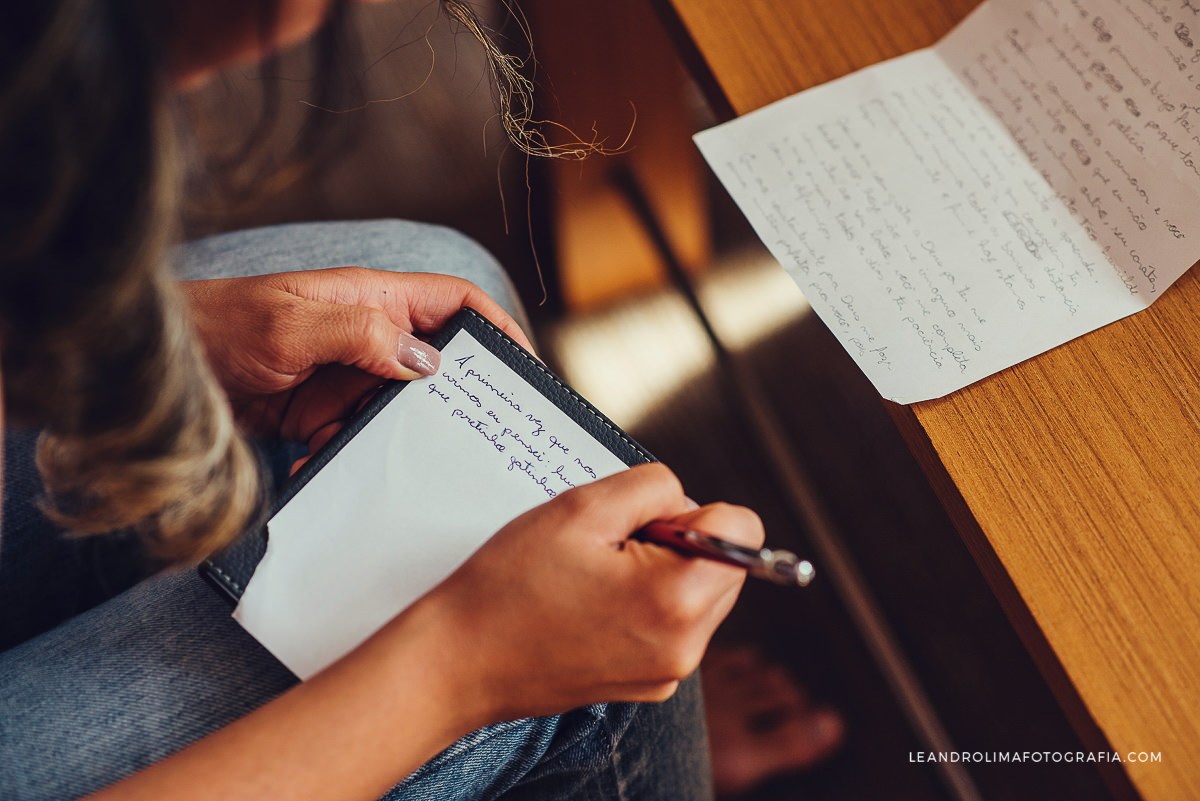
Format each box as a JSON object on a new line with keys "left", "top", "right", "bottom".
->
{"left": 85, "top": 594, "right": 496, "bottom": 801}
{"left": 364, "top": 591, "right": 500, "bottom": 737}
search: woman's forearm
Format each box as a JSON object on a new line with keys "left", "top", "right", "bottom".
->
{"left": 86, "top": 600, "right": 477, "bottom": 801}
{"left": 81, "top": 465, "right": 762, "bottom": 800}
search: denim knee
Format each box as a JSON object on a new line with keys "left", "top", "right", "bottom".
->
{"left": 175, "top": 219, "right": 528, "bottom": 331}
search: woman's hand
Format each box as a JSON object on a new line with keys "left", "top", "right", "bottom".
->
{"left": 85, "top": 464, "right": 759, "bottom": 801}
{"left": 183, "top": 268, "right": 532, "bottom": 450}
{"left": 403, "top": 463, "right": 764, "bottom": 725}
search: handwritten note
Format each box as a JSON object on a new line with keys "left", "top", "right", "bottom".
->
{"left": 694, "top": 0, "right": 1200, "bottom": 403}
{"left": 233, "top": 329, "right": 628, "bottom": 679}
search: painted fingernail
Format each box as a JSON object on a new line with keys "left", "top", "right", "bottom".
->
{"left": 399, "top": 332, "right": 440, "bottom": 376}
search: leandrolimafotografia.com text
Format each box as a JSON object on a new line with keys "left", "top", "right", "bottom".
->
{"left": 909, "top": 751, "right": 1162, "bottom": 764}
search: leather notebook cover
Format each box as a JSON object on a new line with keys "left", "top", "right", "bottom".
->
{"left": 199, "top": 307, "right": 655, "bottom": 606}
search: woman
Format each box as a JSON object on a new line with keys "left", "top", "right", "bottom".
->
{"left": 0, "top": 1, "right": 763, "bottom": 799}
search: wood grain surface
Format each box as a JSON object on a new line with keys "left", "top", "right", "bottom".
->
{"left": 660, "top": 1, "right": 1200, "bottom": 798}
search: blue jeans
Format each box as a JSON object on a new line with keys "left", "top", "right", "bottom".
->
{"left": 0, "top": 221, "right": 713, "bottom": 800}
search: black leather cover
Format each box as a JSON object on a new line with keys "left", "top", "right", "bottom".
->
{"left": 199, "top": 307, "right": 655, "bottom": 605}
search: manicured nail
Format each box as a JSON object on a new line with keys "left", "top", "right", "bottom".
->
{"left": 684, "top": 496, "right": 701, "bottom": 511}
{"left": 399, "top": 332, "right": 440, "bottom": 376}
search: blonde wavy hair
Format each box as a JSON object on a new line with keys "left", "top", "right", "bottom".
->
{"left": 1, "top": 0, "right": 561, "bottom": 565}
{"left": 0, "top": 0, "right": 355, "bottom": 563}
{"left": 1, "top": 0, "right": 294, "bottom": 564}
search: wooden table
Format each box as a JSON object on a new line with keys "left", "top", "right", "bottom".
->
{"left": 656, "top": 1, "right": 1200, "bottom": 799}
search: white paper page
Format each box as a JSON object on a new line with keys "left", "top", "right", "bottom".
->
{"left": 233, "top": 329, "right": 629, "bottom": 680}
{"left": 694, "top": 0, "right": 1200, "bottom": 404}
{"left": 937, "top": 0, "right": 1200, "bottom": 293}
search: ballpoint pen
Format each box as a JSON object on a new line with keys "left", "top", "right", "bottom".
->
{"left": 633, "top": 520, "right": 815, "bottom": 586}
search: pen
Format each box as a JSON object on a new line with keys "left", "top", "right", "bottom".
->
{"left": 632, "top": 520, "right": 815, "bottom": 587}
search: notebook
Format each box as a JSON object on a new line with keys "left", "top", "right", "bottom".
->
{"left": 200, "top": 307, "right": 654, "bottom": 679}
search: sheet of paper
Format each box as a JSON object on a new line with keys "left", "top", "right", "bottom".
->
{"left": 233, "top": 329, "right": 629, "bottom": 680}
{"left": 694, "top": 0, "right": 1200, "bottom": 404}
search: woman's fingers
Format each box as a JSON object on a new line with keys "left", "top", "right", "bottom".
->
{"left": 397, "top": 273, "right": 536, "bottom": 354}
{"left": 422, "top": 465, "right": 764, "bottom": 720}
{"left": 192, "top": 269, "right": 531, "bottom": 395}
{"left": 295, "top": 299, "right": 441, "bottom": 382}
{"left": 541, "top": 462, "right": 692, "bottom": 547}
{"left": 667, "top": 502, "right": 767, "bottom": 550}
{"left": 273, "top": 268, "right": 536, "bottom": 355}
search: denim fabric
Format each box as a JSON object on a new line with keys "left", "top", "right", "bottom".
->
{"left": 502, "top": 677, "right": 712, "bottom": 801}
{"left": 0, "top": 221, "right": 713, "bottom": 800}
{"left": 172, "top": 219, "right": 532, "bottom": 336}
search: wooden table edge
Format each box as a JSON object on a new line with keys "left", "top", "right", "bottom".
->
{"left": 884, "top": 402, "right": 1140, "bottom": 801}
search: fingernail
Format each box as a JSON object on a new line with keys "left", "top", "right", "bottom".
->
{"left": 399, "top": 332, "right": 440, "bottom": 376}
{"left": 683, "top": 496, "right": 701, "bottom": 511}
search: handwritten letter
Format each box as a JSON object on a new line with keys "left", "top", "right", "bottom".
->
{"left": 695, "top": 0, "right": 1200, "bottom": 403}
{"left": 233, "top": 330, "right": 628, "bottom": 679}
